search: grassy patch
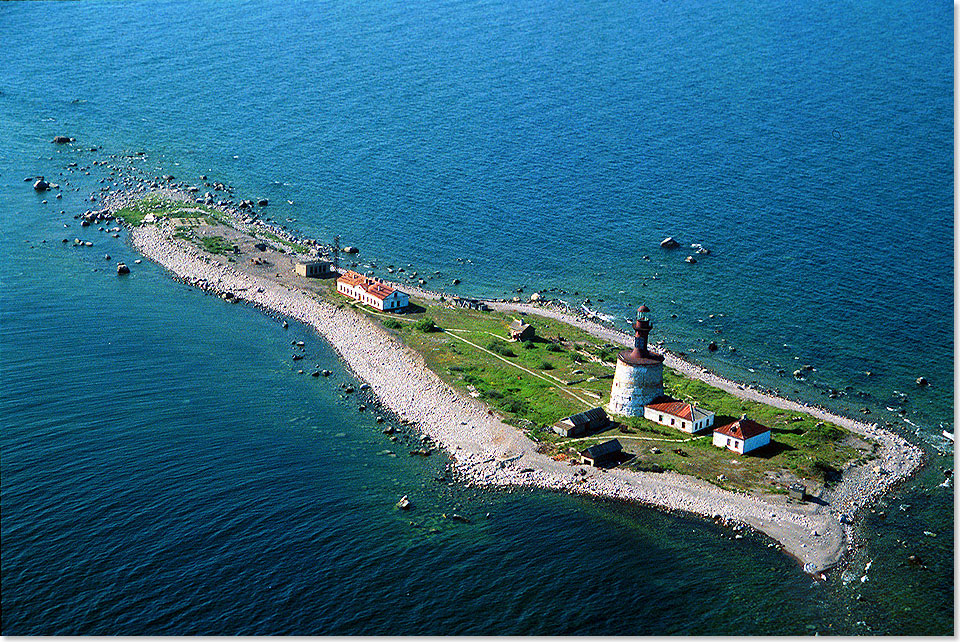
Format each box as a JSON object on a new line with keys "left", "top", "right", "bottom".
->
{"left": 198, "top": 235, "right": 235, "bottom": 255}
{"left": 272, "top": 259, "right": 865, "bottom": 493}
{"left": 258, "top": 230, "right": 308, "bottom": 254}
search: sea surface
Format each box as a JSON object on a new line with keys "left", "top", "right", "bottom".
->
{"left": 1, "top": 0, "right": 953, "bottom": 635}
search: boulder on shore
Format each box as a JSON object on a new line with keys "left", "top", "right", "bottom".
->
{"left": 660, "top": 236, "right": 680, "bottom": 249}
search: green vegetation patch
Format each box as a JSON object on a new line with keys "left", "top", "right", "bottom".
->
{"left": 299, "top": 273, "right": 865, "bottom": 494}
{"left": 258, "top": 230, "right": 308, "bottom": 254}
{"left": 198, "top": 235, "right": 235, "bottom": 255}
{"left": 115, "top": 192, "right": 226, "bottom": 227}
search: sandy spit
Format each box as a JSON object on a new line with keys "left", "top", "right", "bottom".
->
{"left": 129, "top": 223, "right": 923, "bottom": 575}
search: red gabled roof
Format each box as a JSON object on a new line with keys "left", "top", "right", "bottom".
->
{"left": 645, "top": 397, "right": 694, "bottom": 421}
{"left": 714, "top": 418, "right": 770, "bottom": 440}
{"left": 337, "top": 270, "right": 367, "bottom": 287}
{"left": 363, "top": 282, "right": 396, "bottom": 300}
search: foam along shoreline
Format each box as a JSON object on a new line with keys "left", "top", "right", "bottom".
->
{"left": 128, "top": 219, "right": 923, "bottom": 576}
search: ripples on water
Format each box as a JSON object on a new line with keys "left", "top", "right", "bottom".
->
{"left": 0, "top": 0, "right": 952, "bottom": 635}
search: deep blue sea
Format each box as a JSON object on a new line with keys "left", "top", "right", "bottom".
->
{"left": 1, "top": 0, "right": 953, "bottom": 635}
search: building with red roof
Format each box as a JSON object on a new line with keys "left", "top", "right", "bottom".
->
{"left": 337, "top": 270, "right": 409, "bottom": 312}
{"left": 643, "top": 396, "right": 715, "bottom": 433}
{"left": 712, "top": 416, "right": 772, "bottom": 454}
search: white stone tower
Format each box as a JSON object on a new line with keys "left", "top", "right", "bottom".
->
{"left": 607, "top": 305, "right": 664, "bottom": 416}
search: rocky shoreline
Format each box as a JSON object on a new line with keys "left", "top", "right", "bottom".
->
{"left": 120, "top": 201, "right": 925, "bottom": 575}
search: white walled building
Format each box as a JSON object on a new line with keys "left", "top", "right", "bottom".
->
{"left": 712, "top": 416, "right": 772, "bottom": 455}
{"left": 644, "top": 397, "right": 715, "bottom": 433}
{"left": 337, "top": 270, "right": 409, "bottom": 311}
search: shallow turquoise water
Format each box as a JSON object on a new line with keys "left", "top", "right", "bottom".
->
{"left": 1, "top": 0, "right": 953, "bottom": 634}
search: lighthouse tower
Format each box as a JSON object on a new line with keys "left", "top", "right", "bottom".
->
{"left": 607, "top": 305, "right": 665, "bottom": 416}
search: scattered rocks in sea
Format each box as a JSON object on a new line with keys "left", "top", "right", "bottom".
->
{"left": 343, "top": 246, "right": 359, "bottom": 254}
{"left": 257, "top": 198, "right": 269, "bottom": 206}
{"left": 343, "top": 385, "right": 355, "bottom": 394}
{"left": 660, "top": 236, "right": 680, "bottom": 249}
{"left": 685, "top": 255, "right": 697, "bottom": 264}
{"left": 793, "top": 369, "right": 806, "bottom": 380}
{"left": 447, "top": 513, "right": 470, "bottom": 523}
{"left": 915, "top": 376, "right": 929, "bottom": 387}
{"left": 33, "top": 178, "right": 50, "bottom": 191}
{"left": 292, "top": 354, "right": 303, "bottom": 361}
{"left": 116, "top": 262, "right": 130, "bottom": 275}
{"left": 708, "top": 341, "right": 718, "bottom": 352}
{"left": 52, "top": 136, "right": 75, "bottom": 144}
{"left": 311, "top": 371, "right": 320, "bottom": 377}
{"left": 321, "top": 369, "right": 332, "bottom": 377}
{"left": 359, "top": 383, "right": 371, "bottom": 391}
{"left": 396, "top": 495, "right": 412, "bottom": 510}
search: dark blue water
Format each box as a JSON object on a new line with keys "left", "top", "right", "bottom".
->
{"left": 1, "top": 0, "right": 952, "bottom": 635}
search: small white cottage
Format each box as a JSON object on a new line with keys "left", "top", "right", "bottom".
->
{"left": 712, "top": 416, "right": 771, "bottom": 455}
{"left": 643, "top": 397, "right": 714, "bottom": 433}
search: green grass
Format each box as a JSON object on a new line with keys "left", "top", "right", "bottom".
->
{"left": 258, "top": 230, "right": 308, "bottom": 254}
{"left": 198, "top": 235, "right": 235, "bottom": 255}
{"left": 115, "top": 193, "right": 226, "bottom": 227}
{"left": 314, "top": 284, "right": 868, "bottom": 493}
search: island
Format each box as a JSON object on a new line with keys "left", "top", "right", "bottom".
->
{"left": 96, "top": 185, "right": 923, "bottom": 576}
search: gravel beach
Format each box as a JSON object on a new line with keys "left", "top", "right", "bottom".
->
{"left": 128, "top": 218, "right": 924, "bottom": 575}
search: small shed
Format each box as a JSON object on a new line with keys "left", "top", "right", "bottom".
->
{"left": 553, "top": 407, "right": 610, "bottom": 438}
{"left": 788, "top": 482, "right": 806, "bottom": 501}
{"left": 509, "top": 319, "right": 535, "bottom": 341}
{"left": 295, "top": 259, "right": 333, "bottom": 278}
{"left": 580, "top": 439, "right": 623, "bottom": 467}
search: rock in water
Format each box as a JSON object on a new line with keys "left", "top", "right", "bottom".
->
{"left": 396, "top": 495, "right": 412, "bottom": 510}
{"left": 52, "top": 136, "right": 75, "bottom": 144}
{"left": 33, "top": 178, "right": 50, "bottom": 191}
{"left": 916, "top": 376, "right": 929, "bottom": 387}
{"left": 660, "top": 236, "right": 680, "bottom": 249}
{"left": 257, "top": 198, "right": 269, "bottom": 206}
{"left": 343, "top": 246, "right": 359, "bottom": 254}
{"left": 116, "top": 263, "right": 130, "bottom": 275}
{"left": 685, "top": 255, "right": 697, "bottom": 264}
